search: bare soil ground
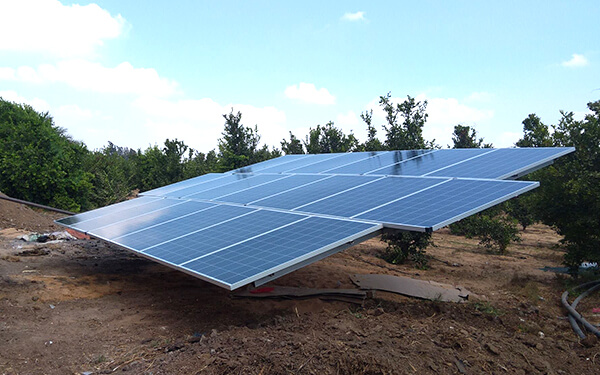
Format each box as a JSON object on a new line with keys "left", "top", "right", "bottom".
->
{"left": 1, "top": 198, "right": 599, "bottom": 374}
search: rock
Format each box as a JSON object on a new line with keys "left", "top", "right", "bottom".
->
{"left": 31, "top": 296, "right": 39, "bottom": 301}
{"left": 485, "top": 342, "right": 500, "bottom": 355}
{"left": 373, "top": 307, "right": 385, "bottom": 316}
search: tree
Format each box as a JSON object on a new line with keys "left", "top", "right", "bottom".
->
{"left": 380, "top": 93, "right": 430, "bottom": 150}
{"left": 0, "top": 98, "right": 93, "bottom": 211}
{"left": 380, "top": 230, "right": 433, "bottom": 269}
{"left": 217, "top": 109, "right": 271, "bottom": 171}
{"left": 360, "top": 109, "right": 385, "bottom": 151}
{"left": 281, "top": 132, "right": 304, "bottom": 154}
{"left": 304, "top": 121, "right": 359, "bottom": 153}
{"left": 531, "top": 101, "right": 600, "bottom": 272}
{"left": 516, "top": 114, "right": 552, "bottom": 147}
{"left": 85, "top": 142, "right": 137, "bottom": 207}
{"left": 452, "top": 124, "right": 492, "bottom": 148}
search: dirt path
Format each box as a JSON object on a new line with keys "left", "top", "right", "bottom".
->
{"left": 1, "top": 200, "right": 598, "bottom": 374}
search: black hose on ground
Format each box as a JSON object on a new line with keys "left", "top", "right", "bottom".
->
{"left": 561, "top": 279, "right": 600, "bottom": 339}
{"left": 0, "top": 194, "right": 75, "bottom": 215}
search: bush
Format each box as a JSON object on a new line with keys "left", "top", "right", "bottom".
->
{"left": 450, "top": 209, "right": 521, "bottom": 254}
{"left": 380, "top": 230, "right": 433, "bottom": 269}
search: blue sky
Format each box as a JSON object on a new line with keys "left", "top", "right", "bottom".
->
{"left": 0, "top": 0, "right": 598, "bottom": 152}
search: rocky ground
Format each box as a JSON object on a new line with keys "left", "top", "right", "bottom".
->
{"left": 1, "top": 197, "right": 599, "bottom": 374}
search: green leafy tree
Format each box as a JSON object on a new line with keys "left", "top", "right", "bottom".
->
{"left": 515, "top": 114, "right": 552, "bottom": 147}
{"left": 281, "top": 131, "right": 304, "bottom": 154}
{"left": 304, "top": 121, "right": 359, "bottom": 153}
{"left": 380, "top": 230, "right": 433, "bottom": 269}
{"left": 449, "top": 207, "right": 521, "bottom": 253}
{"left": 0, "top": 98, "right": 93, "bottom": 211}
{"left": 217, "top": 109, "right": 276, "bottom": 171}
{"left": 85, "top": 142, "right": 137, "bottom": 207}
{"left": 380, "top": 93, "right": 431, "bottom": 150}
{"left": 183, "top": 149, "right": 219, "bottom": 179}
{"left": 360, "top": 109, "right": 385, "bottom": 151}
{"left": 531, "top": 101, "right": 600, "bottom": 271}
{"left": 452, "top": 124, "right": 492, "bottom": 148}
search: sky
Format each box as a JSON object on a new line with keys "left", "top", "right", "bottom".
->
{"left": 0, "top": 0, "right": 598, "bottom": 153}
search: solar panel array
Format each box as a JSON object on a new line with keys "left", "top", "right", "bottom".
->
{"left": 57, "top": 147, "right": 574, "bottom": 290}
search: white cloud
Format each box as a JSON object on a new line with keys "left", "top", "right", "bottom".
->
{"left": 336, "top": 110, "right": 360, "bottom": 127}
{"left": 133, "top": 97, "right": 287, "bottom": 152}
{"left": 284, "top": 82, "right": 335, "bottom": 105}
{"left": 0, "top": 60, "right": 178, "bottom": 97}
{"left": 561, "top": 53, "right": 589, "bottom": 68}
{"left": 466, "top": 91, "right": 493, "bottom": 103}
{"left": 0, "top": 0, "right": 126, "bottom": 58}
{"left": 341, "top": 11, "right": 366, "bottom": 21}
{"left": 0, "top": 90, "right": 50, "bottom": 112}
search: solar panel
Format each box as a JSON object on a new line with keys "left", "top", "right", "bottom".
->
{"left": 56, "top": 147, "right": 575, "bottom": 290}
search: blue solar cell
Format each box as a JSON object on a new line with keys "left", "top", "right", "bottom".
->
{"left": 141, "top": 173, "right": 227, "bottom": 197}
{"left": 287, "top": 152, "right": 386, "bottom": 173}
{"left": 326, "top": 150, "right": 434, "bottom": 175}
{"left": 115, "top": 204, "right": 254, "bottom": 251}
{"left": 163, "top": 173, "right": 261, "bottom": 198}
{"left": 357, "top": 179, "right": 538, "bottom": 230}
{"left": 215, "top": 174, "right": 331, "bottom": 204}
{"left": 232, "top": 154, "right": 310, "bottom": 173}
{"left": 71, "top": 198, "right": 183, "bottom": 232}
{"left": 366, "top": 148, "right": 494, "bottom": 176}
{"left": 144, "top": 209, "right": 305, "bottom": 265}
{"left": 183, "top": 174, "right": 287, "bottom": 200}
{"left": 252, "top": 175, "right": 381, "bottom": 210}
{"left": 429, "top": 147, "right": 574, "bottom": 179}
{"left": 183, "top": 217, "right": 380, "bottom": 288}
{"left": 257, "top": 153, "right": 346, "bottom": 173}
{"left": 92, "top": 201, "right": 215, "bottom": 240}
{"left": 56, "top": 196, "right": 161, "bottom": 226}
{"left": 297, "top": 176, "right": 447, "bottom": 217}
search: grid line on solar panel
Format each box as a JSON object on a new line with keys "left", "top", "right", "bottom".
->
{"left": 143, "top": 209, "right": 307, "bottom": 265}
{"left": 294, "top": 176, "right": 448, "bottom": 218}
{"left": 428, "top": 147, "right": 574, "bottom": 179}
{"left": 216, "top": 174, "right": 333, "bottom": 204}
{"left": 178, "top": 215, "right": 311, "bottom": 267}
{"left": 285, "top": 152, "right": 385, "bottom": 174}
{"left": 257, "top": 153, "right": 347, "bottom": 173}
{"left": 111, "top": 204, "right": 255, "bottom": 251}
{"left": 248, "top": 175, "right": 381, "bottom": 210}
{"left": 324, "top": 149, "right": 437, "bottom": 175}
{"left": 163, "top": 173, "right": 262, "bottom": 198}
{"left": 291, "top": 175, "right": 385, "bottom": 210}
{"left": 365, "top": 148, "right": 494, "bottom": 176}
{"left": 141, "top": 173, "right": 228, "bottom": 197}
{"left": 184, "top": 174, "right": 292, "bottom": 201}
{"left": 356, "top": 179, "right": 538, "bottom": 229}
{"left": 182, "top": 217, "right": 380, "bottom": 288}
{"left": 232, "top": 154, "right": 310, "bottom": 174}
{"left": 56, "top": 196, "right": 162, "bottom": 226}
{"left": 350, "top": 178, "right": 452, "bottom": 219}
{"left": 320, "top": 151, "right": 394, "bottom": 174}
{"left": 93, "top": 200, "right": 216, "bottom": 240}
{"left": 71, "top": 198, "right": 187, "bottom": 232}
{"left": 422, "top": 148, "right": 499, "bottom": 176}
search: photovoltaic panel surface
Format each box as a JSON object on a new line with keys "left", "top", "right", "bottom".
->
{"left": 428, "top": 147, "right": 574, "bottom": 179}
{"left": 366, "top": 148, "right": 494, "bottom": 176}
{"left": 183, "top": 217, "right": 379, "bottom": 289}
{"left": 325, "top": 150, "right": 433, "bottom": 175}
{"left": 57, "top": 147, "right": 575, "bottom": 290}
{"left": 356, "top": 178, "right": 538, "bottom": 230}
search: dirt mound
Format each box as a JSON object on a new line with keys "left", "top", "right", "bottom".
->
{"left": 0, "top": 192, "right": 61, "bottom": 232}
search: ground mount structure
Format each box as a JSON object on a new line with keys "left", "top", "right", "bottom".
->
{"left": 56, "top": 147, "right": 574, "bottom": 290}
